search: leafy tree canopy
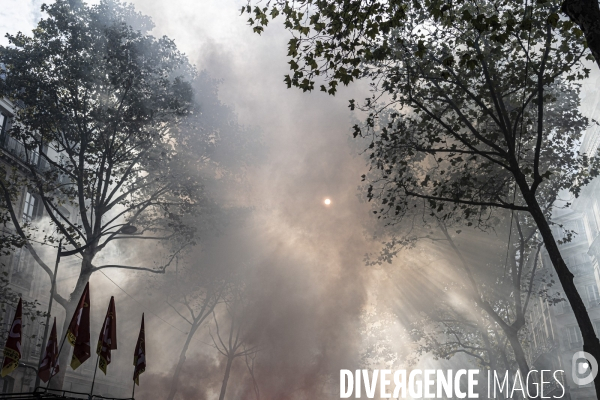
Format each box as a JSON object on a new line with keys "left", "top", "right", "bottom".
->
{"left": 0, "top": 0, "right": 206, "bottom": 267}
{"left": 245, "top": 0, "right": 600, "bottom": 396}
{"left": 246, "top": 0, "right": 596, "bottom": 228}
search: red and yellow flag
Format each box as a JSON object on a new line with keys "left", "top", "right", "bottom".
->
{"left": 96, "top": 296, "right": 117, "bottom": 374}
{"left": 38, "top": 317, "right": 60, "bottom": 383}
{"left": 1, "top": 298, "right": 22, "bottom": 377}
{"left": 67, "top": 282, "right": 91, "bottom": 370}
{"left": 133, "top": 314, "right": 146, "bottom": 385}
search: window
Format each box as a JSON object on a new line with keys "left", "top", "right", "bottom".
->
{"left": 29, "top": 324, "right": 45, "bottom": 358}
{"left": 0, "top": 112, "right": 39, "bottom": 166}
{"left": 0, "top": 113, "right": 7, "bottom": 136}
{"left": 22, "top": 192, "right": 37, "bottom": 223}
{"left": 1, "top": 307, "right": 15, "bottom": 343}
{"left": 586, "top": 213, "right": 599, "bottom": 239}
{"left": 0, "top": 112, "right": 8, "bottom": 151}
{"left": 594, "top": 202, "right": 600, "bottom": 235}
{"left": 1, "top": 375, "right": 15, "bottom": 394}
{"left": 586, "top": 284, "right": 600, "bottom": 307}
{"left": 594, "top": 320, "right": 600, "bottom": 335}
{"left": 567, "top": 325, "right": 582, "bottom": 345}
{"left": 11, "top": 248, "right": 34, "bottom": 291}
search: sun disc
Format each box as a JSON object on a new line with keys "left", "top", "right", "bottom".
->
{"left": 324, "top": 198, "right": 331, "bottom": 205}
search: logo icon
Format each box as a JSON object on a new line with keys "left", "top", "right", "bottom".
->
{"left": 572, "top": 351, "right": 598, "bottom": 385}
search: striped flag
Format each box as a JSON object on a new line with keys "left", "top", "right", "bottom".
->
{"left": 1, "top": 298, "right": 22, "bottom": 377}
{"left": 97, "top": 296, "right": 117, "bottom": 374}
{"left": 133, "top": 314, "right": 146, "bottom": 385}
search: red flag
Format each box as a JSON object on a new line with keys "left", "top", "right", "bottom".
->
{"left": 1, "top": 298, "right": 22, "bottom": 377}
{"left": 38, "top": 317, "right": 60, "bottom": 382}
{"left": 96, "top": 296, "right": 117, "bottom": 374}
{"left": 67, "top": 282, "right": 91, "bottom": 370}
{"left": 133, "top": 314, "right": 146, "bottom": 385}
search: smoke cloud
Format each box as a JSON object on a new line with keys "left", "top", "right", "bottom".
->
{"left": 4, "top": 0, "right": 600, "bottom": 399}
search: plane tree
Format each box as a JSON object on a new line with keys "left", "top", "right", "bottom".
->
{"left": 372, "top": 210, "right": 550, "bottom": 385}
{"left": 245, "top": 0, "right": 599, "bottom": 74}
{"left": 0, "top": 0, "right": 222, "bottom": 387}
{"left": 210, "top": 284, "right": 258, "bottom": 400}
{"left": 247, "top": 0, "right": 600, "bottom": 395}
{"left": 159, "top": 257, "right": 226, "bottom": 400}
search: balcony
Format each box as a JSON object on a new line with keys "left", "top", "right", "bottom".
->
{"left": 530, "top": 339, "right": 559, "bottom": 366}
{"left": 0, "top": 134, "right": 52, "bottom": 172}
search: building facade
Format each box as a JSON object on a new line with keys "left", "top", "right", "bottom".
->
{"left": 526, "top": 75, "right": 600, "bottom": 400}
{"left": 0, "top": 98, "right": 130, "bottom": 397}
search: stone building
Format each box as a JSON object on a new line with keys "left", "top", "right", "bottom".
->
{"left": 0, "top": 98, "right": 130, "bottom": 397}
{"left": 526, "top": 75, "right": 600, "bottom": 400}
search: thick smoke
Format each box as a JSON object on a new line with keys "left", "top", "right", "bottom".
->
{"left": 4, "top": 1, "right": 600, "bottom": 399}
{"left": 0, "top": 1, "right": 520, "bottom": 398}
{"left": 115, "top": 1, "right": 382, "bottom": 398}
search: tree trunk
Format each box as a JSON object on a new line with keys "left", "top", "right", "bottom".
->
{"left": 521, "top": 184, "right": 600, "bottom": 398}
{"left": 505, "top": 330, "right": 531, "bottom": 380}
{"left": 48, "top": 258, "right": 93, "bottom": 390}
{"left": 218, "top": 356, "right": 234, "bottom": 400}
{"left": 480, "top": 329, "right": 507, "bottom": 400}
{"left": 562, "top": 0, "right": 600, "bottom": 71}
{"left": 166, "top": 323, "right": 199, "bottom": 400}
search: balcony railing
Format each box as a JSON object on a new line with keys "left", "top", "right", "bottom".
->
{"left": 1, "top": 134, "right": 57, "bottom": 175}
{"left": 530, "top": 339, "right": 558, "bottom": 364}
{"left": 0, "top": 134, "right": 54, "bottom": 172}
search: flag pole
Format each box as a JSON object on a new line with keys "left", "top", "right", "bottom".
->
{"left": 131, "top": 381, "right": 135, "bottom": 399}
{"left": 90, "top": 353, "right": 100, "bottom": 398}
{"left": 35, "top": 240, "right": 61, "bottom": 389}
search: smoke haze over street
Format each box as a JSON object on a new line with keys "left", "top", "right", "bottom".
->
{"left": 2, "top": 0, "right": 600, "bottom": 399}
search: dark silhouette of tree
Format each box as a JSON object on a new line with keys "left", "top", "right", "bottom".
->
{"left": 244, "top": 351, "right": 260, "bottom": 400}
{"left": 210, "top": 285, "right": 258, "bottom": 400}
{"left": 247, "top": 0, "right": 600, "bottom": 396}
{"left": 163, "top": 257, "right": 226, "bottom": 400}
{"left": 375, "top": 213, "right": 549, "bottom": 388}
